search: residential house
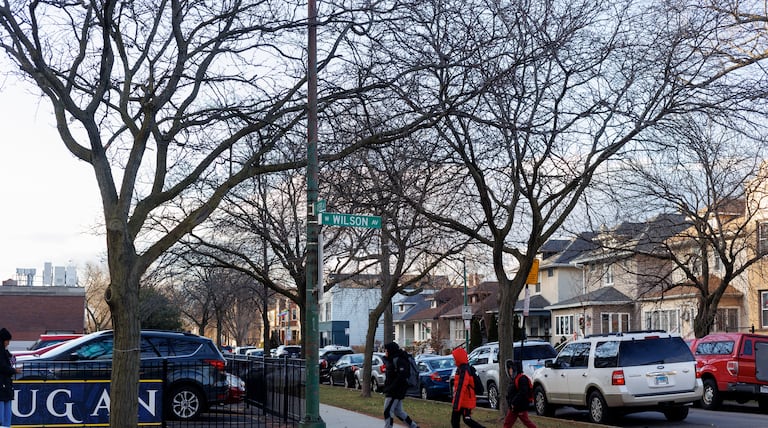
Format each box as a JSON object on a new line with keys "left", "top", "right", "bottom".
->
{"left": 269, "top": 296, "right": 301, "bottom": 345}
{"left": 391, "top": 287, "right": 463, "bottom": 354}
{"left": 441, "top": 281, "right": 499, "bottom": 349}
{"left": 553, "top": 213, "right": 689, "bottom": 339}
{"left": 319, "top": 273, "right": 450, "bottom": 348}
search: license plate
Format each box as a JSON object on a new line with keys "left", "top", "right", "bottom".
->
{"left": 655, "top": 375, "right": 669, "bottom": 385}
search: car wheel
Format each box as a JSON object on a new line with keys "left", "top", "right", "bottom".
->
{"left": 533, "top": 385, "right": 555, "bottom": 417}
{"left": 372, "top": 377, "right": 379, "bottom": 392}
{"left": 420, "top": 386, "right": 429, "bottom": 400}
{"left": 487, "top": 382, "right": 499, "bottom": 410}
{"left": 355, "top": 376, "right": 361, "bottom": 390}
{"left": 701, "top": 379, "right": 722, "bottom": 410}
{"left": 167, "top": 384, "right": 204, "bottom": 420}
{"left": 587, "top": 390, "right": 612, "bottom": 425}
{"left": 663, "top": 406, "right": 689, "bottom": 422}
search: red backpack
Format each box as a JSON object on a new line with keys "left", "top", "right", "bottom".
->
{"left": 515, "top": 373, "right": 534, "bottom": 405}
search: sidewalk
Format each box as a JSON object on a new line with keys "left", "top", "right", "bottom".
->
{"left": 319, "top": 403, "right": 408, "bottom": 427}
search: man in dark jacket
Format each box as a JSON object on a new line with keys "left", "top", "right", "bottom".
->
{"left": 504, "top": 360, "right": 536, "bottom": 428}
{"left": 382, "top": 342, "right": 419, "bottom": 428}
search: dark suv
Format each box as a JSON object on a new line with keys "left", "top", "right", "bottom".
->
{"left": 319, "top": 346, "right": 353, "bottom": 383}
{"left": 15, "top": 330, "right": 228, "bottom": 420}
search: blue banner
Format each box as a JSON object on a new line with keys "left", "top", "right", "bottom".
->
{"left": 13, "top": 379, "right": 163, "bottom": 426}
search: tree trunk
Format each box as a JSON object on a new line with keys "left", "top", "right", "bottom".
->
{"left": 106, "top": 250, "right": 141, "bottom": 428}
{"left": 360, "top": 306, "right": 385, "bottom": 398}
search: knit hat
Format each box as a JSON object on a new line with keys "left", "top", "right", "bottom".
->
{"left": 383, "top": 342, "right": 400, "bottom": 353}
{"left": 0, "top": 328, "right": 11, "bottom": 341}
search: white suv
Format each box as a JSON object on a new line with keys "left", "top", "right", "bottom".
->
{"left": 532, "top": 331, "right": 702, "bottom": 424}
{"left": 451, "top": 340, "right": 557, "bottom": 409}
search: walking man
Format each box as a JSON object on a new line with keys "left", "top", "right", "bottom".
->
{"left": 504, "top": 360, "right": 537, "bottom": 428}
{"left": 382, "top": 342, "right": 419, "bottom": 428}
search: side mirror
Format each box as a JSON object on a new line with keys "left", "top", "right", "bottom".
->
{"left": 544, "top": 360, "right": 555, "bottom": 368}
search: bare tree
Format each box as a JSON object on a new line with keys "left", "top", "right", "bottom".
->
{"left": 382, "top": 0, "right": 768, "bottom": 414}
{"left": 0, "top": 1, "right": 442, "bottom": 423}
{"left": 601, "top": 117, "right": 768, "bottom": 337}
{"left": 325, "top": 138, "right": 473, "bottom": 398}
{"left": 83, "top": 262, "right": 112, "bottom": 332}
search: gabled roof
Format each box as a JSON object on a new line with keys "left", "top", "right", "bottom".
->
{"left": 400, "top": 288, "right": 465, "bottom": 322}
{"left": 540, "top": 232, "right": 597, "bottom": 267}
{"left": 571, "top": 213, "right": 690, "bottom": 264}
{"left": 546, "top": 286, "right": 633, "bottom": 310}
{"left": 393, "top": 293, "right": 431, "bottom": 322}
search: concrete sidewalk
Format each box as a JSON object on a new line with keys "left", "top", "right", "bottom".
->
{"left": 319, "top": 403, "right": 409, "bottom": 427}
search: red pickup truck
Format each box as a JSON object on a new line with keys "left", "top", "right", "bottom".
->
{"left": 690, "top": 332, "right": 768, "bottom": 411}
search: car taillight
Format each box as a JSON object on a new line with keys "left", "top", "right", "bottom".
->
{"left": 430, "top": 372, "right": 442, "bottom": 382}
{"left": 612, "top": 370, "right": 625, "bottom": 385}
{"left": 351, "top": 365, "right": 358, "bottom": 371}
{"left": 727, "top": 361, "right": 738, "bottom": 376}
{"left": 205, "top": 359, "right": 226, "bottom": 371}
{"left": 320, "top": 360, "right": 327, "bottom": 369}
{"left": 380, "top": 364, "right": 386, "bottom": 372}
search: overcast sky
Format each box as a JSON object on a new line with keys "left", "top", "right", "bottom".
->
{"left": 0, "top": 79, "right": 105, "bottom": 282}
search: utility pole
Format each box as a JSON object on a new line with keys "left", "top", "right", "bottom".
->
{"left": 300, "top": 0, "right": 324, "bottom": 426}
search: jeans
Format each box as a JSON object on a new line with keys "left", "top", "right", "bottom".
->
{"left": 0, "top": 400, "right": 12, "bottom": 427}
{"left": 383, "top": 397, "right": 417, "bottom": 428}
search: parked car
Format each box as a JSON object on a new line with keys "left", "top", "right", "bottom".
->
{"left": 412, "top": 356, "right": 456, "bottom": 400}
{"left": 222, "top": 372, "right": 246, "bottom": 404}
{"left": 319, "top": 345, "right": 353, "bottom": 383}
{"left": 233, "top": 346, "right": 260, "bottom": 355}
{"left": 450, "top": 340, "right": 558, "bottom": 409}
{"left": 329, "top": 353, "right": 365, "bottom": 388}
{"left": 244, "top": 348, "right": 264, "bottom": 357}
{"left": 689, "top": 332, "right": 768, "bottom": 411}
{"left": 12, "top": 333, "right": 82, "bottom": 357}
{"left": 532, "top": 331, "right": 702, "bottom": 424}
{"left": 15, "top": 330, "right": 229, "bottom": 421}
{"left": 274, "top": 345, "right": 302, "bottom": 358}
{"left": 11, "top": 341, "right": 71, "bottom": 358}
{"left": 354, "top": 352, "right": 387, "bottom": 392}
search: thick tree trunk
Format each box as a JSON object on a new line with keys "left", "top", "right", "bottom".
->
{"left": 106, "top": 250, "right": 141, "bottom": 428}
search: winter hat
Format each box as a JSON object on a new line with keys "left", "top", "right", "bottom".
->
{"left": 0, "top": 328, "right": 11, "bottom": 341}
{"left": 383, "top": 342, "right": 400, "bottom": 353}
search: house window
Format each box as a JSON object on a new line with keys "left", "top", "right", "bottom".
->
{"left": 535, "top": 283, "right": 541, "bottom": 293}
{"left": 604, "top": 265, "right": 614, "bottom": 286}
{"left": 292, "top": 309, "right": 297, "bottom": 320}
{"left": 555, "top": 315, "right": 574, "bottom": 336}
{"left": 453, "top": 320, "right": 465, "bottom": 343}
{"left": 714, "top": 308, "right": 738, "bottom": 332}
{"left": 759, "top": 222, "right": 768, "bottom": 255}
{"left": 601, "top": 312, "right": 629, "bottom": 333}
{"left": 644, "top": 309, "right": 680, "bottom": 333}
{"left": 324, "top": 303, "right": 330, "bottom": 321}
{"left": 547, "top": 268, "right": 554, "bottom": 277}
{"left": 762, "top": 291, "right": 768, "bottom": 329}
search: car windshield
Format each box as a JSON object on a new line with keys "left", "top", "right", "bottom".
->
{"left": 618, "top": 337, "right": 694, "bottom": 366}
{"left": 350, "top": 354, "right": 365, "bottom": 364}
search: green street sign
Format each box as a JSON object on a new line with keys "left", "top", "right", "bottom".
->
{"left": 320, "top": 212, "right": 382, "bottom": 229}
{"left": 315, "top": 199, "right": 327, "bottom": 214}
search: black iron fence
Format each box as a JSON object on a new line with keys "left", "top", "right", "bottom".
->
{"left": 14, "top": 356, "right": 305, "bottom": 427}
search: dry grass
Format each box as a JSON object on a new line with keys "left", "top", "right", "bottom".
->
{"left": 319, "top": 384, "right": 601, "bottom": 428}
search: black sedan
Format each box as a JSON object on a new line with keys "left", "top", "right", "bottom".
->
{"left": 328, "top": 353, "right": 365, "bottom": 388}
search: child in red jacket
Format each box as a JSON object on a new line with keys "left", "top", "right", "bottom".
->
{"left": 451, "top": 348, "right": 486, "bottom": 428}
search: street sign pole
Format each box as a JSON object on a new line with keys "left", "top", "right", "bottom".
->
{"left": 300, "top": 0, "right": 324, "bottom": 425}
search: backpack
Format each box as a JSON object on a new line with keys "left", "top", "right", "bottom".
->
{"left": 396, "top": 354, "right": 419, "bottom": 388}
{"left": 515, "top": 373, "right": 534, "bottom": 405}
{"left": 468, "top": 365, "right": 484, "bottom": 396}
